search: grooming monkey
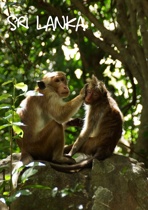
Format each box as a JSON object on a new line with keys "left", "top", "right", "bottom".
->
{"left": 49, "top": 75, "right": 123, "bottom": 171}
{"left": 12, "top": 71, "right": 86, "bottom": 188}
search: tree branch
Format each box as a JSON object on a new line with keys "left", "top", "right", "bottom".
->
{"left": 124, "top": 0, "right": 148, "bottom": 80}
{"left": 122, "top": 67, "right": 137, "bottom": 115}
{"left": 116, "top": 0, "right": 145, "bottom": 83}
{"left": 71, "top": 0, "right": 123, "bottom": 51}
{"left": 137, "top": 0, "right": 148, "bottom": 66}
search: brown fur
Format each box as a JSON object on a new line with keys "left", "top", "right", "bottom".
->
{"left": 17, "top": 71, "right": 85, "bottom": 163}
{"left": 68, "top": 75, "right": 123, "bottom": 159}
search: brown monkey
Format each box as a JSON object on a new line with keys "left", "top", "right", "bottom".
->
{"left": 12, "top": 71, "right": 85, "bottom": 188}
{"left": 48, "top": 75, "right": 123, "bottom": 171}
{"left": 68, "top": 75, "right": 123, "bottom": 158}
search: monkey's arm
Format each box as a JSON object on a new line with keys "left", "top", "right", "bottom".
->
{"left": 49, "top": 87, "right": 86, "bottom": 123}
{"left": 64, "top": 118, "right": 83, "bottom": 129}
{"left": 68, "top": 122, "right": 94, "bottom": 156}
{"left": 49, "top": 94, "right": 84, "bottom": 123}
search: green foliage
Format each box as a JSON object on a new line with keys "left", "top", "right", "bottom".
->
{"left": 5, "top": 189, "right": 32, "bottom": 205}
{"left": 0, "top": 79, "right": 29, "bottom": 205}
{"left": 0, "top": 79, "right": 26, "bottom": 158}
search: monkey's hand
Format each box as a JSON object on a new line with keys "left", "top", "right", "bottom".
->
{"left": 79, "top": 84, "right": 88, "bottom": 99}
{"left": 67, "top": 145, "right": 78, "bottom": 157}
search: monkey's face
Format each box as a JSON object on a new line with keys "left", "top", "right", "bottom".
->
{"left": 85, "top": 87, "right": 100, "bottom": 104}
{"left": 51, "top": 75, "right": 70, "bottom": 98}
{"left": 85, "top": 80, "right": 107, "bottom": 105}
{"left": 37, "top": 72, "right": 70, "bottom": 98}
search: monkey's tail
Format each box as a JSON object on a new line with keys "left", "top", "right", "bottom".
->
{"left": 49, "top": 156, "right": 94, "bottom": 173}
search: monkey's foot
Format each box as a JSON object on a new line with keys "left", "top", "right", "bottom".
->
{"left": 63, "top": 155, "right": 76, "bottom": 164}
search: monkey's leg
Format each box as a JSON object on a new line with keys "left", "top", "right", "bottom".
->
{"left": 64, "top": 144, "right": 73, "bottom": 154}
{"left": 85, "top": 136, "right": 115, "bottom": 160}
{"left": 51, "top": 123, "right": 75, "bottom": 164}
{"left": 39, "top": 121, "right": 75, "bottom": 164}
{"left": 77, "top": 137, "right": 97, "bottom": 155}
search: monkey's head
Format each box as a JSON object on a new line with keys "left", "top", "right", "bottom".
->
{"left": 85, "top": 75, "right": 108, "bottom": 105}
{"left": 37, "top": 71, "right": 70, "bottom": 98}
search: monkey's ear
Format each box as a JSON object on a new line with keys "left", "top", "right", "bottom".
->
{"left": 37, "top": 81, "right": 46, "bottom": 90}
{"left": 100, "top": 82, "right": 107, "bottom": 97}
{"left": 92, "top": 75, "right": 99, "bottom": 84}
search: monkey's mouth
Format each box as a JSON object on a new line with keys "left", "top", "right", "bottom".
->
{"left": 85, "top": 99, "right": 91, "bottom": 104}
{"left": 61, "top": 91, "right": 69, "bottom": 95}
{"left": 61, "top": 91, "right": 69, "bottom": 97}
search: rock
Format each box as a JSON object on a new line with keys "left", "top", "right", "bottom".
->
{"left": 6, "top": 155, "right": 148, "bottom": 210}
{"left": 91, "top": 155, "right": 148, "bottom": 210}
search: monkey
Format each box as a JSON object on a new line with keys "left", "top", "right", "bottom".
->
{"left": 67, "top": 75, "right": 123, "bottom": 158}
{"left": 46, "top": 75, "right": 123, "bottom": 172}
{"left": 12, "top": 71, "right": 86, "bottom": 188}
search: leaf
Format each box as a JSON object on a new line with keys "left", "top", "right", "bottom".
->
{"left": 12, "top": 122, "right": 25, "bottom": 126}
{"left": 2, "top": 80, "right": 13, "bottom": 86}
{"left": 4, "top": 110, "right": 21, "bottom": 123}
{"left": 3, "top": 113, "right": 13, "bottom": 121}
{"left": 0, "top": 94, "right": 12, "bottom": 101}
{"left": 0, "top": 124, "right": 11, "bottom": 130}
{"left": 12, "top": 124, "right": 24, "bottom": 136}
{"left": 6, "top": 190, "right": 32, "bottom": 204}
{"left": 21, "top": 168, "right": 38, "bottom": 183}
{"left": 13, "top": 112, "right": 21, "bottom": 123}
{"left": 14, "top": 82, "right": 28, "bottom": 92}
{"left": 24, "top": 184, "right": 51, "bottom": 190}
{"left": 0, "top": 104, "right": 11, "bottom": 110}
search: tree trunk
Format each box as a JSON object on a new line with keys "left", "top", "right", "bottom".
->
{"left": 134, "top": 89, "right": 148, "bottom": 166}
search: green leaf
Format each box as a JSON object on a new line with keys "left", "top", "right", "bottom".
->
{"left": 6, "top": 190, "right": 32, "bottom": 204}
{"left": 0, "top": 94, "right": 12, "bottom": 101}
{"left": 21, "top": 168, "right": 38, "bottom": 183}
{"left": 12, "top": 122, "right": 25, "bottom": 126}
{"left": 14, "top": 82, "right": 28, "bottom": 92}
{"left": 24, "top": 184, "right": 51, "bottom": 190}
{"left": 2, "top": 80, "right": 13, "bottom": 86}
{"left": 0, "top": 104, "right": 11, "bottom": 110}
{"left": 3, "top": 113, "right": 13, "bottom": 121}
{"left": 12, "top": 124, "right": 24, "bottom": 136}
{"left": 4, "top": 110, "right": 21, "bottom": 123}
{"left": 13, "top": 112, "right": 21, "bottom": 122}
{"left": 0, "top": 124, "right": 11, "bottom": 130}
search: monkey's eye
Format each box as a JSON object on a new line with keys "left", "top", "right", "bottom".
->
{"left": 93, "top": 92, "right": 99, "bottom": 96}
{"left": 61, "top": 78, "right": 65, "bottom": 82}
{"left": 87, "top": 89, "right": 92, "bottom": 94}
{"left": 55, "top": 79, "right": 60, "bottom": 82}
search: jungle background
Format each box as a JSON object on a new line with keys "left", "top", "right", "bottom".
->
{"left": 0, "top": 0, "right": 148, "bottom": 171}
